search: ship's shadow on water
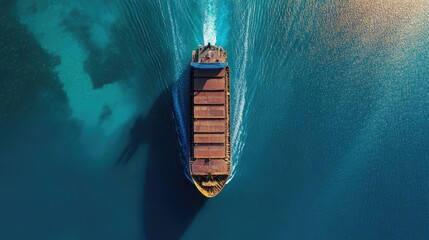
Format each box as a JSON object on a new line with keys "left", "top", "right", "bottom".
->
{"left": 116, "top": 84, "right": 206, "bottom": 240}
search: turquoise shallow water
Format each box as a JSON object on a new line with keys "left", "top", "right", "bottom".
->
{"left": 1, "top": 1, "right": 429, "bottom": 239}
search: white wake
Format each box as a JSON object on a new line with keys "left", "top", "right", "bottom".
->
{"left": 203, "top": 0, "right": 218, "bottom": 45}
{"left": 227, "top": 7, "right": 251, "bottom": 183}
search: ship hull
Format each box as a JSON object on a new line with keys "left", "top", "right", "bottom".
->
{"left": 190, "top": 44, "right": 231, "bottom": 197}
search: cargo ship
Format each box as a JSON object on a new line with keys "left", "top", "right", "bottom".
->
{"left": 190, "top": 43, "right": 230, "bottom": 198}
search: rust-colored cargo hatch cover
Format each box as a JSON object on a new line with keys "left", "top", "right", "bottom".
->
{"left": 190, "top": 43, "right": 230, "bottom": 198}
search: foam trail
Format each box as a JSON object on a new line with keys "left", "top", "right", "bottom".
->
{"left": 227, "top": 7, "right": 251, "bottom": 183}
{"left": 203, "top": 0, "right": 217, "bottom": 45}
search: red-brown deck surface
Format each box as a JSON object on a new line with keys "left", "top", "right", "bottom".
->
{"left": 194, "top": 120, "right": 225, "bottom": 132}
{"left": 194, "top": 106, "right": 225, "bottom": 118}
{"left": 194, "top": 133, "right": 225, "bottom": 143}
{"left": 194, "top": 78, "right": 225, "bottom": 90}
{"left": 191, "top": 159, "right": 229, "bottom": 175}
{"left": 194, "top": 145, "right": 226, "bottom": 158}
{"left": 193, "top": 68, "right": 225, "bottom": 78}
{"left": 190, "top": 45, "right": 230, "bottom": 197}
{"left": 194, "top": 91, "right": 225, "bottom": 104}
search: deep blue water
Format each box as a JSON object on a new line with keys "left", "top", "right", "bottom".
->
{"left": 1, "top": 1, "right": 429, "bottom": 239}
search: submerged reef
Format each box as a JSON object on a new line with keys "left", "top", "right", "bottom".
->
{"left": 0, "top": 14, "right": 70, "bottom": 121}
{"left": 61, "top": 9, "right": 136, "bottom": 89}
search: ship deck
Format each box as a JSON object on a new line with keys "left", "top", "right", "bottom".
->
{"left": 190, "top": 44, "right": 230, "bottom": 197}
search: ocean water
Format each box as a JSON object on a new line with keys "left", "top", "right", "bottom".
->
{"left": 1, "top": 0, "right": 428, "bottom": 239}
